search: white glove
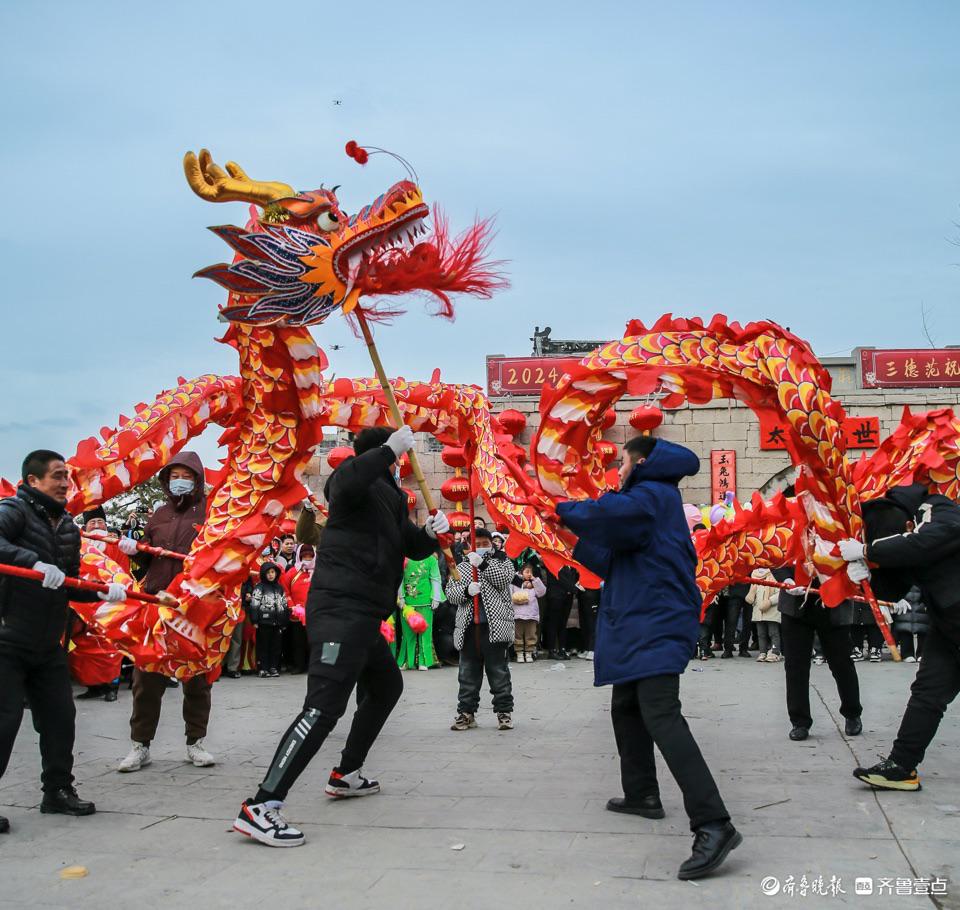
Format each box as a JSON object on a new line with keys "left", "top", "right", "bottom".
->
{"left": 838, "top": 538, "right": 866, "bottom": 562}
{"left": 467, "top": 581, "right": 481, "bottom": 597}
{"left": 118, "top": 537, "right": 139, "bottom": 557}
{"left": 385, "top": 425, "right": 415, "bottom": 458}
{"left": 466, "top": 551, "right": 484, "bottom": 568}
{"left": 97, "top": 582, "right": 127, "bottom": 603}
{"left": 782, "top": 579, "right": 807, "bottom": 596}
{"left": 893, "top": 599, "right": 910, "bottom": 616}
{"left": 424, "top": 512, "right": 450, "bottom": 539}
{"left": 34, "top": 561, "right": 66, "bottom": 589}
{"left": 880, "top": 603, "right": 892, "bottom": 624}
{"left": 430, "top": 600, "right": 439, "bottom": 611}
{"left": 847, "top": 560, "right": 871, "bottom": 584}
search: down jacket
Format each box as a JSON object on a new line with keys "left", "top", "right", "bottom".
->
{"left": 557, "top": 439, "right": 702, "bottom": 686}
{"left": 0, "top": 486, "right": 99, "bottom": 652}
{"left": 746, "top": 570, "right": 781, "bottom": 623}
{"left": 445, "top": 555, "right": 516, "bottom": 649}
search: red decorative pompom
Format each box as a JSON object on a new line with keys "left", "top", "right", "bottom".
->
{"left": 354, "top": 149, "right": 369, "bottom": 164}
{"left": 345, "top": 140, "right": 358, "bottom": 156}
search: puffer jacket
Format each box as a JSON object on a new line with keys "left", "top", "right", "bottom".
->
{"left": 446, "top": 555, "right": 516, "bottom": 649}
{"left": 251, "top": 563, "right": 289, "bottom": 627}
{"left": 308, "top": 444, "right": 437, "bottom": 623}
{"left": 138, "top": 450, "right": 206, "bottom": 595}
{"left": 893, "top": 586, "right": 931, "bottom": 637}
{"left": 0, "top": 486, "right": 99, "bottom": 652}
{"left": 746, "top": 571, "right": 781, "bottom": 623}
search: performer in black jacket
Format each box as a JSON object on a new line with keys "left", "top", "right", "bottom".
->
{"left": 234, "top": 426, "right": 449, "bottom": 846}
{"left": 838, "top": 483, "right": 960, "bottom": 792}
{"left": 0, "top": 450, "right": 126, "bottom": 833}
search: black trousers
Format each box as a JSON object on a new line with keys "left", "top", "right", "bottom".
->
{"left": 257, "top": 619, "right": 402, "bottom": 803}
{"left": 852, "top": 624, "right": 884, "bottom": 652}
{"left": 611, "top": 674, "right": 729, "bottom": 830}
{"left": 781, "top": 610, "right": 861, "bottom": 729}
{"left": 543, "top": 594, "right": 573, "bottom": 652}
{"left": 890, "top": 630, "right": 960, "bottom": 771}
{"left": 457, "top": 623, "right": 514, "bottom": 715}
{"left": 577, "top": 590, "right": 599, "bottom": 652}
{"left": 256, "top": 625, "right": 284, "bottom": 673}
{"left": 0, "top": 645, "right": 75, "bottom": 793}
{"left": 282, "top": 623, "right": 309, "bottom": 673}
{"left": 724, "top": 596, "right": 752, "bottom": 653}
{"left": 896, "top": 631, "right": 927, "bottom": 660}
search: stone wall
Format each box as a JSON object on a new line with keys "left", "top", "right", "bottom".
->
{"left": 303, "top": 388, "right": 960, "bottom": 522}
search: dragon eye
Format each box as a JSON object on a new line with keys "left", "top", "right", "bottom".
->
{"left": 317, "top": 211, "right": 340, "bottom": 232}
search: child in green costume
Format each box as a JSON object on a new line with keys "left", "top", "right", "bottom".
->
{"left": 399, "top": 554, "right": 445, "bottom": 670}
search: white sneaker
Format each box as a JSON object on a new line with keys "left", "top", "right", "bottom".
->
{"left": 581, "top": 651, "right": 594, "bottom": 661}
{"left": 418, "top": 664, "right": 429, "bottom": 671}
{"left": 186, "top": 739, "right": 216, "bottom": 767}
{"left": 234, "top": 800, "right": 304, "bottom": 847}
{"left": 324, "top": 768, "right": 381, "bottom": 798}
{"left": 118, "top": 742, "right": 151, "bottom": 773}
{"left": 904, "top": 655, "right": 917, "bottom": 663}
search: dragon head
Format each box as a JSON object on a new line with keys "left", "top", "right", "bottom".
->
{"left": 186, "top": 149, "right": 503, "bottom": 328}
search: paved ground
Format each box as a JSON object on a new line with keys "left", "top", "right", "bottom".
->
{"left": 0, "top": 654, "right": 956, "bottom": 909}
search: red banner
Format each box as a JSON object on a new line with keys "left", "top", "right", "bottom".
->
{"left": 760, "top": 414, "right": 880, "bottom": 451}
{"left": 860, "top": 349, "right": 960, "bottom": 389}
{"left": 710, "top": 450, "right": 736, "bottom": 501}
{"left": 486, "top": 356, "right": 583, "bottom": 397}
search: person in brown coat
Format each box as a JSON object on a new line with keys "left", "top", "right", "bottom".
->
{"left": 115, "top": 451, "right": 216, "bottom": 772}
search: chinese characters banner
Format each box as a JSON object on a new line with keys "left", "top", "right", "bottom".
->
{"left": 710, "top": 450, "right": 736, "bottom": 501}
{"left": 759, "top": 414, "right": 880, "bottom": 451}
{"left": 860, "top": 349, "right": 960, "bottom": 389}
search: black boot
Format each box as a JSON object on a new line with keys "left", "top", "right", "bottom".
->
{"left": 40, "top": 787, "right": 96, "bottom": 816}
{"left": 104, "top": 686, "right": 118, "bottom": 703}
{"left": 677, "top": 821, "right": 742, "bottom": 880}
{"left": 844, "top": 716, "right": 862, "bottom": 736}
{"left": 0, "top": 814, "right": 8, "bottom": 833}
{"left": 789, "top": 726, "right": 810, "bottom": 741}
{"left": 75, "top": 686, "right": 104, "bottom": 700}
{"left": 606, "top": 795, "right": 665, "bottom": 819}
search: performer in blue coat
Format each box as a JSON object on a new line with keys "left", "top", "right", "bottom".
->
{"left": 557, "top": 435, "right": 741, "bottom": 881}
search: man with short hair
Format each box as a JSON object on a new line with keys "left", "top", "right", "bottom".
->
{"left": 0, "top": 450, "right": 126, "bottom": 832}
{"left": 557, "top": 435, "right": 741, "bottom": 881}
{"left": 233, "top": 425, "right": 449, "bottom": 847}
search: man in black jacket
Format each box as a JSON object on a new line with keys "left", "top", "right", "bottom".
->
{"left": 772, "top": 567, "right": 862, "bottom": 742}
{"left": 838, "top": 484, "right": 960, "bottom": 791}
{"left": 0, "top": 450, "right": 126, "bottom": 832}
{"left": 234, "top": 425, "right": 449, "bottom": 847}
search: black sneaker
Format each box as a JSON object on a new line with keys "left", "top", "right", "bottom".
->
{"left": 76, "top": 687, "right": 105, "bottom": 700}
{"left": 233, "top": 799, "right": 304, "bottom": 847}
{"left": 853, "top": 758, "right": 921, "bottom": 792}
{"left": 606, "top": 795, "right": 665, "bottom": 819}
{"left": 738, "top": 649, "right": 751, "bottom": 658}
{"left": 324, "top": 768, "right": 381, "bottom": 798}
{"left": 789, "top": 726, "right": 810, "bottom": 741}
{"left": 0, "top": 814, "right": 8, "bottom": 834}
{"left": 40, "top": 787, "right": 96, "bottom": 816}
{"left": 851, "top": 647, "right": 864, "bottom": 662}
{"left": 720, "top": 650, "right": 734, "bottom": 659}
{"left": 844, "top": 716, "right": 863, "bottom": 736}
{"left": 269, "top": 669, "right": 280, "bottom": 678}
{"left": 225, "top": 670, "right": 242, "bottom": 679}
{"left": 104, "top": 688, "right": 118, "bottom": 703}
{"left": 869, "top": 647, "right": 882, "bottom": 663}
{"left": 677, "top": 821, "right": 742, "bottom": 880}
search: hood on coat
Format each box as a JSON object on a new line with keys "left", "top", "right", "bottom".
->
{"left": 259, "top": 561, "right": 282, "bottom": 584}
{"left": 158, "top": 450, "right": 205, "bottom": 507}
{"left": 624, "top": 439, "right": 700, "bottom": 490}
{"left": 883, "top": 483, "right": 929, "bottom": 520}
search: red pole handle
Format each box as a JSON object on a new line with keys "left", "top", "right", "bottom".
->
{"left": 0, "top": 563, "right": 166, "bottom": 606}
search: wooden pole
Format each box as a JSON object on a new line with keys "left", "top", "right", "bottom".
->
{"left": 354, "top": 308, "right": 460, "bottom": 581}
{"left": 0, "top": 563, "right": 166, "bottom": 606}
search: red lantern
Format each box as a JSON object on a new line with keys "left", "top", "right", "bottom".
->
{"left": 597, "top": 440, "right": 618, "bottom": 466}
{"left": 441, "top": 446, "right": 466, "bottom": 469}
{"left": 402, "top": 488, "right": 417, "bottom": 512}
{"left": 601, "top": 409, "right": 616, "bottom": 431}
{"left": 398, "top": 453, "right": 413, "bottom": 479}
{"left": 441, "top": 476, "right": 471, "bottom": 504}
{"left": 326, "top": 446, "right": 353, "bottom": 470}
{"left": 629, "top": 406, "right": 663, "bottom": 432}
{"left": 447, "top": 511, "right": 471, "bottom": 532}
{"left": 497, "top": 408, "right": 527, "bottom": 437}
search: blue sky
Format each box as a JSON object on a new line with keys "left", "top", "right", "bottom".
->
{"left": 1, "top": 1, "right": 958, "bottom": 478}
